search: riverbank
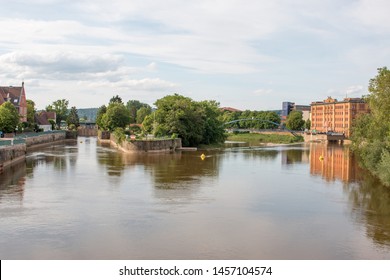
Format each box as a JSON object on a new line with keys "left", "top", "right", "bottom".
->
{"left": 226, "top": 133, "right": 304, "bottom": 144}
{"left": 0, "top": 131, "right": 69, "bottom": 171}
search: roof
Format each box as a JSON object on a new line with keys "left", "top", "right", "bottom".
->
{"left": 0, "top": 85, "right": 24, "bottom": 107}
{"left": 311, "top": 96, "right": 366, "bottom": 105}
{"left": 35, "top": 111, "right": 56, "bottom": 125}
{"left": 220, "top": 107, "right": 242, "bottom": 112}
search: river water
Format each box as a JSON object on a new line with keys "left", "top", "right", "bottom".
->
{"left": 0, "top": 137, "right": 390, "bottom": 259}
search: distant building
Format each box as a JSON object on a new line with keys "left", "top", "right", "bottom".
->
{"left": 310, "top": 96, "right": 369, "bottom": 138}
{"left": 281, "top": 101, "right": 310, "bottom": 123}
{"left": 0, "top": 82, "right": 27, "bottom": 122}
{"left": 220, "top": 107, "right": 242, "bottom": 112}
{"left": 35, "top": 111, "right": 56, "bottom": 131}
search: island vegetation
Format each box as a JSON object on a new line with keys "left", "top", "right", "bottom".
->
{"left": 351, "top": 67, "right": 390, "bottom": 186}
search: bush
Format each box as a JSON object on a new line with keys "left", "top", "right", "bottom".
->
{"left": 113, "top": 127, "right": 126, "bottom": 144}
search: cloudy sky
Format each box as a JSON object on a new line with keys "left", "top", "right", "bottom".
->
{"left": 0, "top": 0, "right": 389, "bottom": 110}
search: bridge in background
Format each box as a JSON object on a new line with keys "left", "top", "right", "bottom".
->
{"left": 222, "top": 118, "right": 301, "bottom": 137}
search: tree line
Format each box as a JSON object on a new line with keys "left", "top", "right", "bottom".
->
{"left": 351, "top": 67, "right": 390, "bottom": 186}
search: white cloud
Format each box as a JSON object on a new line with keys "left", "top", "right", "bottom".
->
{"left": 253, "top": 89, "right": 273, "bottom": 96}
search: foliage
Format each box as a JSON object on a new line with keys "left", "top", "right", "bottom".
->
{"left": 113, "top": 127, "right": 126, "bottom": 144}
{"left": 150, "top": 94, "right": 225, "bottom": 146}
{"left": 127, "top": 100, "right": 152, "bottom": 123}
{"left": 66, "top": 106, "right": 80, "bottom": 129}
{"left": 26, "top": 99, "right": 36, "bottom": 127}
{"left": 101, "top": 102, "right": 130, "bottom": 131}
{"left": 136, "top": 106, "right": 152, "bottom": 124}
{"left": 304, "top": 119, "right": 311, "bottom": 130}
{"left": 0, "top": 101, "right": 20, "bottom": 133}
{"left": 351, "top": 67, "right": 390, "bottom": 186}
{"left": 109, "top": 95, "right": 123, "bottom": 104}
{"left": 96, "top": 105, "right": 107, "bottom": 130}
{"left": 46, "top": 99, "right": 69, "bottom": 128}
{"left": 285, "top": 110, "right": 305, "bottom": 130}
{"left": 227, "top": 133, "right": 303, "bottom": 144}
{"left": 221, "top": 109, "right": 281, "bottom": 129}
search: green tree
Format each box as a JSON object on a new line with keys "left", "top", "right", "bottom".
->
{"left": 351, "top": 67, "right": 390, "bottom": 185}
{"left": 26, "top": 99, "right": 36, "bottom": 127}
{"left": 0, "top": 101, "right": 20, "bottom": 133}
{"left": 46, "top": 99, "right": 69, "bottom": 128}
{"left": 305, "top": 119, "right": 311, "bottom": 130}
{"left": 136, "top": 106, "right": 152, "bottom": 124}
{"left": 198, "top": 100, "right": 226, "bottom": 144}
{"left": 96, "top": 105, "right": 107, "bottom": 130}
{"left": 109, "top": 95, "right": 123, "bottom": 104}
{"left": 127, "top": 100, "right": 152, "bottom": 123}
{"left": 66, "top": 106, "right": 80, "bottom": 129}
{"left": 153, "top": 94, "right": 225, "bottom": 146}
{"left": 103, "top": 102, "right": 131, "bottom": 131}
{"left": 286, "top": 110, "right": 305, "bottom": 130}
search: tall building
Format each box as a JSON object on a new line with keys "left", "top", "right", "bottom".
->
{"left": 0, "top": 82, "right": 27, "bottom": 122}
{"left": 281, "top": 101, "right": 310, "bottom": 123}
{"left": 310, "top": 96, "right": 369, "bottom": 137}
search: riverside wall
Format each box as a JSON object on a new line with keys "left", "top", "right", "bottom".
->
{"left": 105, "top": 134, "right": 182, "bottom": 153}
{"left": 0, "top": 131, "right": 68, "bottom": 170}
{"left": 0, "top": 144, "right": 26, "bottom": 169}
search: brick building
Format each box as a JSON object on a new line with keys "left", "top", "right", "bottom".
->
{"left": 310, "top": 96, "right": 369, "bottom": 137}
{"left": 0, "top": 82, "right": 27, "bottom": 122}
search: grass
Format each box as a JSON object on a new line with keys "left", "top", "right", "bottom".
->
{"left": 226, "top": 133, "right": 303, "bottom": 144}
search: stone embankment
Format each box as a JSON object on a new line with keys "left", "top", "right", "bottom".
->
{"left": 0, "top": 131, "right": 68, "bottom": 171}
{"left": 99, "top": 132, "right": 182, "bottom": 153}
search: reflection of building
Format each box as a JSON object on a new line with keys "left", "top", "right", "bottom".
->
{"left": 310, "top": 96, "right": 369, "bottom": 137}
{"left": 310, "top": 143, "right": 359, "bottom": 182}
{"left": 0, "top": 82, "right": 27, "bottom": 122}
{"left": 281, "top": 101, "right": 310, "bottom": 123}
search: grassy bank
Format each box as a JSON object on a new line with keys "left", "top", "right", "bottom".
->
{"left": 226, "top": 133, "right": 303, "bottom": 144}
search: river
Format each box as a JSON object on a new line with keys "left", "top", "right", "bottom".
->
{"left": 0, "top": 137, "right": 389, "bottom": 259}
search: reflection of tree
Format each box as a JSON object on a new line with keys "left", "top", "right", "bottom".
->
{"left": 344, "top": 172, "right": 390, "bottom": 246}
{"left": 0, "top": 161, "right": 27, "bottom": 202}
{"left": 96, "top": 146, "right": 126, "bottom": 176}
{"left": 281, "top": 148, "right": 310, "bottom": 165}
{"left": 241, "top": 149, "right": 278, "bottom": 161}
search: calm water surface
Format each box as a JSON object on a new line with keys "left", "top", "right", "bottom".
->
{"left": 1, "top": 137, "right": 390, "bottom": 259}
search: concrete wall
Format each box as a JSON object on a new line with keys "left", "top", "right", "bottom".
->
{"left": 109, "top": 135, "right": 182, "bottom": 153}
{"left": 0, "top": 144, "right": 26, "bottom": 169}
{"left": 1, "top": 132, "right": 67, "bottom": 169}
{"left": 78, "top": 127, "right": 98, "bottom": 137}
{"left": 25, "top": 132, "right": 66, "bottom": 148}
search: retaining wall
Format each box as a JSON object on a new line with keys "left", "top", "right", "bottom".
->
{"left": 25, "top": 132, "right": 66, "bottom": 148}
{"left": 109, "top": 134, "right": 182, "bottom": 153}
{"left": 0, "top": 144, "right": 26, "bottom": 169}
{"left": 0, "top": 131, "right": 68, "bottom": 169}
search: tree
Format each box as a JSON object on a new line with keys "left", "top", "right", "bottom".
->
{"left": 26, "top": 99, "right": 36, "bottom": 126}
{"left": 102, "top": 102, "right": 131, "bottom": 131}
{"left": 285, "top": 111, "right": 305, "bottom": 130}
{"left": 46, "top": 99, "right": 69, "bottom": 128}
{"left": 109, "top": 95, "right": 123, "bottom": 104}
{"left": 66, "top": 106, "right": 80, "bottom": 129}
{"left": 152, "top": 94, "right": 225, "bottom": 146}
{"left": 305, "top": 119, "right": 311, "bottom": 130}
{"left": 351, "top": 67, "right": 390, "bottom": 185}
{"left": 136, "top": 106, "right": 152, "bottom": 124}
{"left": 127, "top": 100, "right": 152, "bottom": 123}
{"left": 0, "top": 101, "right": 20, "bottom": 133}
{"left": 96, "top": 105, "right": 107, "bottom": 130}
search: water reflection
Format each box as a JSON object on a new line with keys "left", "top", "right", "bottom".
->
{"left": 0, "top": 161, "right": 27, "bottom": 203}
{"left": 344, "top": 174, "right": 390, "bottom": 247}
{"left": 1, "top": 138, "right": 390, "bottom": 259}
{"left": 310, "top": 143, "right": 360, "bottom": 182}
